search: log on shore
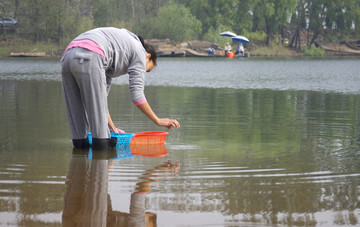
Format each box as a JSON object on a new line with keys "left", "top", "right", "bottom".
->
{"left": 10, "top": 52, "right": 48, "bottom": 57}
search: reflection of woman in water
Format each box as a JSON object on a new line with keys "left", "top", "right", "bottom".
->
{"left": 129, "top": 161, "right": 180, "bottom": 227}
{"left": 62, "top": 149, "right": 111, "bottom": 226}
{"left": 129, "top": 161, "right": 180, "bottom": 226}
{"left": 62, "top": 149, "right": 180, "bottom": 227}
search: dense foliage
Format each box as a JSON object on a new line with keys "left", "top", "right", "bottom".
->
{"left": 1, "top": 0, "right": 360, "bottom": 48}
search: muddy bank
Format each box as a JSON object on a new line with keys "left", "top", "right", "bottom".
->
{"left": 315, "top": 40, "right": 360, "bottom": 56}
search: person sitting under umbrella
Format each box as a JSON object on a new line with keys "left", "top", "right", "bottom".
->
{"left": 235, "top": 43, "right": 244, "bottom": 56}
{"left": 224, "top": 43, "right": 232, "bottom": 56}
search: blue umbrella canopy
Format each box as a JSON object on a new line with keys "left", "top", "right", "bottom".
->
{"left": 232, "top": 35, "right": 250, "bottom": 44}
{"left": 219, "top": 31, "right": 237, "bottom": 37}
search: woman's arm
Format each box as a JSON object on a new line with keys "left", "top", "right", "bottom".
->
{"left": 136, "top": 102, "right": 180, "bottom": 129}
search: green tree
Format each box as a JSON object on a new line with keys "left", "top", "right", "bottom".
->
{"left": 289, "top": 0, "right": 307, "bottom": 48}
{"left": 182, "top": 0, "right": 237, "bottom": 38}
{"left": 93, "top": 1, "right": 111, "bottom": 27}
{"left": 252, "top": 0, "right": 275, "bottom": 45}
{"left": 252, "top": 0, "right": 296, "bottom": 46}
{"left": 155, "top": 1, "right": 202, "bottom": 41}
{"left": 232, "top": 0, "right": 257, "bottom": 35}
{"left": 348, "top": 0, "right": 360, "bottom": 34}
{"left": 0, "top": 0, "right": 12, "bottom": 38}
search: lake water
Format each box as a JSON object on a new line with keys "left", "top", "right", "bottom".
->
{"left": 0, "top": 57, "right": 359, "bottom": 227}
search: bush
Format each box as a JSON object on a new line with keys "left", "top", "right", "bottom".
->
{"left": 203, "top": 25, "right": 234, "bottom": 48}
{"left": 303, "top": 45, "right": 325, "bottom": 57}
{"left": 251, "top": 43, "right": 296, "bottom": 56}
{"left": 243, "top": 31, "right": 267, "bottom": 43}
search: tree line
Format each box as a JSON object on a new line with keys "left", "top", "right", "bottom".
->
{"left": 1, "top": 0, "right": 360, "bottom": 49}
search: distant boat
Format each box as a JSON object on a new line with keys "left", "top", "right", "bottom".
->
{"left": 157, "top": 50, "right": 185, "bottom": 57}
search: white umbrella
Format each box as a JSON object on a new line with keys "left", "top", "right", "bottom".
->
{"left": 219, "top": 31, "right": 237, "bottom": 37}
{"left": 232, "top": 35, "right": 250, "bottom": 43}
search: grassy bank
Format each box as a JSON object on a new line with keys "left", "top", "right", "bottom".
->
{"left": 0, "top": 34, "right": 65, "bottom": 57}
{"left": 250, "top": 44, "right": 303, "bottom": 57}
{"left": 0, "top": 43, "right": 61, "bottom": 57}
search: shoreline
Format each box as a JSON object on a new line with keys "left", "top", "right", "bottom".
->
{"left": 4, "top": 50, "right": 360, "bottom": 59}
{"left": 1, "top": 39, "right": 360, "bottom": 58}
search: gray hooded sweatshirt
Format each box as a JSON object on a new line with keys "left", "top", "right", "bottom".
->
{"left": 73, "top": 27, "right": 147, "bottom": 104}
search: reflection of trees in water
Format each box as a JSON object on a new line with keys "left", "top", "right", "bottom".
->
{"left": 150, "top": 161, "right": 359, "bottom": 226}
{"left": 160, "top": 175, "right": 358, "bottom": 226}
{"left": 216, "top": 168, "right": 359, "bottom": 225}
{"left": 62, "top": 149, "right": 180, "bottom": 227}
{"left": 181, "top": 89, "right": 360, "bottom": 226}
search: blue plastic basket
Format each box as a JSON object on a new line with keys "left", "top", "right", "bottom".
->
{"left": 88, "top": 146, "right": 135, "bottom": 160}
{"left": 112, "top": 146, "right": 135, "bottom": 160}
{"left": 88, "top": 132, "right": 134, "bottom": 147}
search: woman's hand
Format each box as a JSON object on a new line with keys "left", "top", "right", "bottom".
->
{"left": 157, "top": 118, "right": 180, "bottom": 130}
{"left": 108, "top": 110, "right": 125, "bottom": 133}
{"left": 136, "top": 102, "right": 180, "bottom": 130}
{"left": 111, "top": 128, "right": 125, "bottom": 133}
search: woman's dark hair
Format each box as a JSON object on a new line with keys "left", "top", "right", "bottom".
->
{"left": 137, "top": 35, "right": 157, "bottom": 66}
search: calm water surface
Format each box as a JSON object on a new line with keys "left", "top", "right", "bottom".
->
{"left": 0, "top": 57, "right": 360, "bottom": 226}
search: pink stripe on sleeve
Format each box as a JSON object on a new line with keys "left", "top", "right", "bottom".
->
{"left": 133, "top": 99, "right": 147, "bottom": 106}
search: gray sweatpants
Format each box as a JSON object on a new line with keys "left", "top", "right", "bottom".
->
{"left": 61, "top": 48, "right": 110, "bottom": 140}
